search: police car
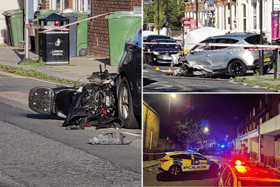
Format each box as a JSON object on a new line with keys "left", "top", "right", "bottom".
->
{"left": 218, "top": 159, "right": 280, "bottom": 186}
{"left": 158, "top": 152, "right": 220, "bottom": 176}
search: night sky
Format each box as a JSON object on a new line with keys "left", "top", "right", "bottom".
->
{"left": 143, "top": 94, "right": 265, "bottom": 141}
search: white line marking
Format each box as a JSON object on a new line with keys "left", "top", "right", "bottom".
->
{"left": 122, "top": 132, "right": 141, "bottom": 137}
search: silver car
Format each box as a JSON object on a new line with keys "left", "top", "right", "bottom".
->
{"left": 184, "top": 33, "right": 274, "bottom": 76}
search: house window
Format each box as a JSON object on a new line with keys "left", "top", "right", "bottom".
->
{"left": 259, "top": 118, "right": 262, "bottom": 124}
{"left": 253, "top": 2, "right": 257, "bottom": 30}
{"left": 253, "top": 122, "right": 255, "bottom": 129}
{"left": 266, "top": 112, "right": 269, "bottom": 121}
{"left": 149, "top": 131, "right": 153, "bottom": 149}
{"left": 260, "top": 100, "right": 262, "bottom": 110}
{"left": 242, "top": 4, "right": 246, "bottom": 32}
{"left": 231, "top": 5, "right": 236, "bottom": 29}
{"left": 253, "top": 107, "right": 255, "bottom": 116}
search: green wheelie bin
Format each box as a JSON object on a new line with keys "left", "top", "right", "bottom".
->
{"left": 105, "top": 11, "right": 141, "bottom": 65}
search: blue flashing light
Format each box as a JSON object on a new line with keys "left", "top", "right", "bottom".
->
{"left": 187, "top": 149, "right": 194, "bottom": 153}
{"left": 221, "top": 144, "right": 225, "bottom": 148}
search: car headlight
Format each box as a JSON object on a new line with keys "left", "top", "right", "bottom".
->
{"left": 153, "top": 51, "right": 160, "bottom": 55}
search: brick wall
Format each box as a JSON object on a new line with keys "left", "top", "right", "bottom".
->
{"left": 88, "top": 0, "right": 141, "bottom": 57}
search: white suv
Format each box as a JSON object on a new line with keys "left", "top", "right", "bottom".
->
{"left": 183, "top": 33, "right": 274, "bottom": 76}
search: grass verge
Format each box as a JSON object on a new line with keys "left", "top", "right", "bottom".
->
{"left": 0, "top": 64, "right": 81, "bottom": 86}
{"left": 235, "top": 77, "right": 280, "bottom": 90}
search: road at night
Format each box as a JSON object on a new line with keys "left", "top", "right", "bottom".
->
{"left": 143, "top": 65, "right": 275, "bottom": 92}
{"left": 143, "top": 164, "right": 219, "bottom": 186}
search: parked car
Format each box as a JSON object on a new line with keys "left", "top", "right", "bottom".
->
{"left": 158, "top": 152, "right": 220, "bottom": 176}
{"left": 145, "top": 38, "right": 180, "bottom": 65}
{"left": 217, "top": 159, "right": 280, "bottom": 186}
{"left": 116, "top": 28, "right": 141, "bottom": 129}
{"left": 183, "top": 33, "right": 274, "bottom": 76}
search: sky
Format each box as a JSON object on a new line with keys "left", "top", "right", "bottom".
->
{"left": 143, "top": 94, "right": 264, "bottom": 141}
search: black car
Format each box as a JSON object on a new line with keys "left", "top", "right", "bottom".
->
{"left": 145, "top": 38, "right": 180, "bottom": 65}
{"left": 116, "top": 28, "right": 141, "bottom": 129}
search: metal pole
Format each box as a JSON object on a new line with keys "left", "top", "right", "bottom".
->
{"left": 158, "top": 0, "right": 160, "bottom": 35}
{"left": 259, "top": 0, "right": 264, "bottom": 75}
{"left": 196, "top": 0, "right": 198, "bottom": 28}
{"left": 19, "top": 0, "right": 32, "bottom": 64}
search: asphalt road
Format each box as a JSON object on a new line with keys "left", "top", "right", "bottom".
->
{"left": 0, "top": 70, "right": 141, "bottom": 186}
{"left": 143, "top": 155, "right": 222, "bottom": 186}
{"left": 143, "top": 64, "right": 275, "bottom": 92}
{"left": 143, "top": 165, "right": 218, "bottom": 186}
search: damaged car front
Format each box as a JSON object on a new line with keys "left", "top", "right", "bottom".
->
{"left": 178, "top": 33, "right": 274, "bottom": 77}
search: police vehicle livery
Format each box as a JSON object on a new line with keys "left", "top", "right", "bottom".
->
{"left": 158, "top": 152, "right": 220, "bottom": 176}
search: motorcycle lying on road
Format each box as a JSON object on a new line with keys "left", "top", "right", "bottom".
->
{"left": 28, "top": 66, "right": 121, "bottom": 130}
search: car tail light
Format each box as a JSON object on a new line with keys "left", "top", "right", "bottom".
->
{"left": 253, "top": 59, "right": 259, "bottom": 64}
{"left": 161, "top": 159, "right": 168, "bottom": 163}
{"left": 126, "top": 44, "right": 135, "bottom": 49}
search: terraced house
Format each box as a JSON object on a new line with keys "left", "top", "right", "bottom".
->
{"left": 236, "top": 94, "right": 280, "bottom": 168}
{"left": 183, "top": 0, "right": 272, "bottom": 41}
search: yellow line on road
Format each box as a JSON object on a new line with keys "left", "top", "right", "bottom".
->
{"left": 0, "top": 91, "right": 28, "bottom": 105}
{"left": 0, "top": 70, "right": 26, "bottom": 78}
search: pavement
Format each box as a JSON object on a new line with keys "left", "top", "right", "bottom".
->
{"left": 1, "top": 46, "right": 280, "bottom": 89}
{"left": 0, "top": 46, "right": 118, "bottom": 84}
{"left": 143, "top": 159, "right": 161, "bottom": 169}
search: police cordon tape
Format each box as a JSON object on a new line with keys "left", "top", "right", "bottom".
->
{"left": 25, "top": 12, "right": 113, "bottom": 32}
{"left": 143, "top": 48, "right": 276, "bottom": 53}
{"left": 143, "top": 42, "right": 280, "bottom": 49}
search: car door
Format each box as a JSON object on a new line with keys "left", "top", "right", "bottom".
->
{"left": 187, "top": 38, "right": 213, "bottom": 72}
{"left": 218, "top": 166, "right": 232, "bottom": 187}
{"left": 180, "top": 154, "right": 192, "bottom": 172}
{"left": 211, "top": 38, "right": 239, "bottom": 71}
{"left": 192, "top": 154, "right": 208, "bottom": 171}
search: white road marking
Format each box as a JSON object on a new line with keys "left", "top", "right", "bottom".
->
{"left": 122, "top": 132, "right": 141, "bottom": 137}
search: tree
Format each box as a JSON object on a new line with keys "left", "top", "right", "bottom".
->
{"left": 171, "top": 117, "right": 213, "bottom": 148}
{"left": 144, "top": 0, "right": 185, "bottom": 30}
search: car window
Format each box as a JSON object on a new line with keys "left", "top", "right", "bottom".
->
{"left": 181, "top": 154, "right": 192, "bottom": 159}
{"left": 193, "top": 154, "right": 207, "bottom": 160}
{"left": 191, "top": 38, "right": 213, "bottom": 51}
{"left": 244, "top": 35, "right": 260, "bottom": 44}
{"left": 214, "top": 38, "right": 239, "bottom": 50}
{"left": 222, "top": 166, "right": 232, "bottom": 183}
{"left": 170, "top": 154, "right": 184, "bottom": 159}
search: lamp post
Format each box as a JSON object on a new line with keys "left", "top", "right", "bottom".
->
{"left": 169, "top": 93, "right": 176, "bottom": 119}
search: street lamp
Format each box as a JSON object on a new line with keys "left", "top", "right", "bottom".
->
{"left": 204, "top": 127, "right": 209, "bottom": 133}
{"left": 169, "top": 94, "right": 176, "bottom": 120}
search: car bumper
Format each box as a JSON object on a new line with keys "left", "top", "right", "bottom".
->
{"left": 248, "top": 60, "right": 274, "bottom": 70}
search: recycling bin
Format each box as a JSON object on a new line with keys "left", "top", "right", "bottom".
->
{"left": 3, "top": 9, "right": 23, "bottom": 46}
{"left": 76, "top": 11, "right": 89, "bottom": 56}
{"left": 61, "top": 12, "right": 78, "bottom": 57}
{"left": 34, "top": 9, "right": 58, "bottom": 53}
{"left": 38, "top": 13, "right": 69, "bottom": 65}
{"left": 105, "top": 11, "right": 141, "bottom": 65}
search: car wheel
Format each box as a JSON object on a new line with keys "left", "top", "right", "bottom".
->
{"left": 228, "top": 60, "right": 247, "bottom": 76}
{"left": 169, "top": 165, "right": 182, "bottom": 176}
{"left": 118, "top": 77, "right": 138, "bottom": 129}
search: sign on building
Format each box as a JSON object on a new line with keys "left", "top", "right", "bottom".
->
{"left": 274, "top": 0, "right": 280, "bottom": 11}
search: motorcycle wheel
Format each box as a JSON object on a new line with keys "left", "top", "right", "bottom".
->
{"left": 117, "top": 77, "right": 138, "bottom": 129}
